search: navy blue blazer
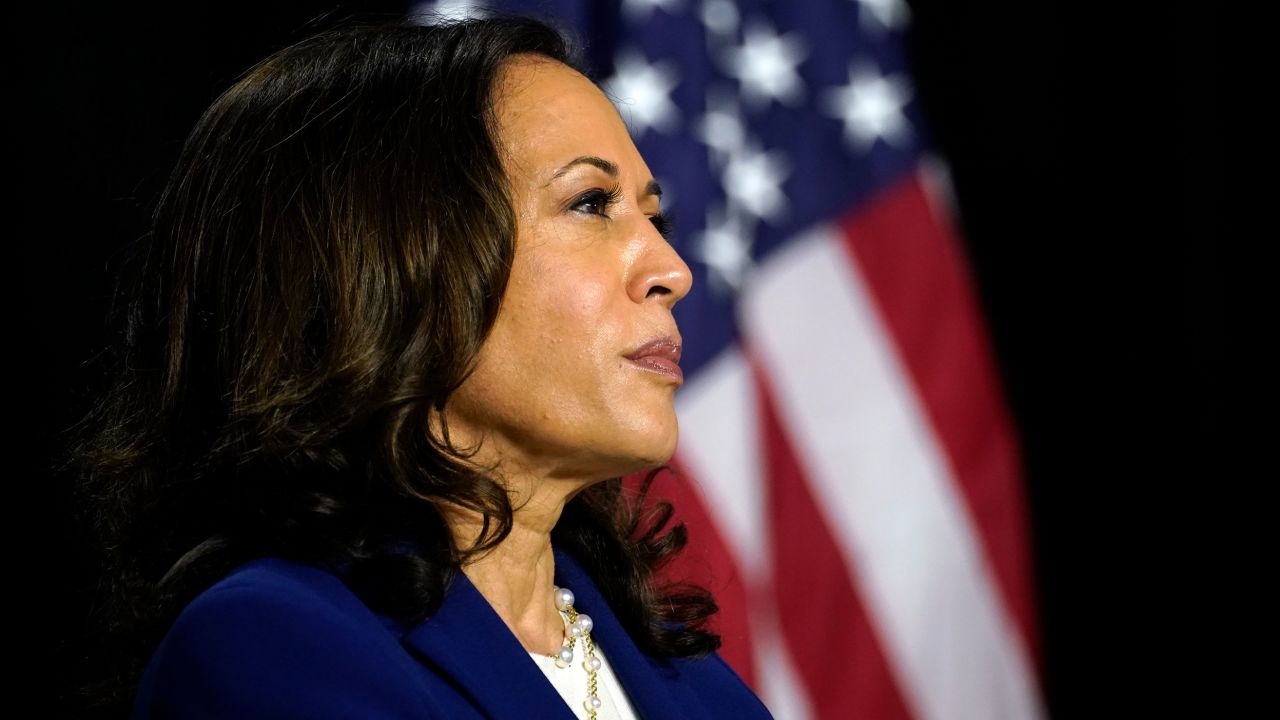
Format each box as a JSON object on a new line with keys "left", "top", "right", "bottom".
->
{"left": 133, "top": 545, "right": 775, "bottom": 718}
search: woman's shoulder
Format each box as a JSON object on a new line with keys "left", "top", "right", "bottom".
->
{"left": 169, "top": 557, "right": 402, "bottom": 638}
{"left": 134, "top": 557, "right": 431, "bottom": 718}
{"left": 189, "top": 556, "right": 359, "bottom": 611}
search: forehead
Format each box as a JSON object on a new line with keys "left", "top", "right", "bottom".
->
{"left": 491, "top": 55, "right": 643, "bottom": 181}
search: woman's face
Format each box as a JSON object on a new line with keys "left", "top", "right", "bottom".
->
{"left": 444, "top": 55, "right": 692, "bottom": 484}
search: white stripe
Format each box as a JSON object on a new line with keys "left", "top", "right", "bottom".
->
{"left": 675, "top": 347, "right": 815, "bottom": 718}
{"left": 675, "top": 347, "right": 767, "bottom": 579}
{"left": 739, "top": 226, "right": 1044, "bottom": 720}
{"left": 750, "top": 594, "right": 815, "bottom": 720}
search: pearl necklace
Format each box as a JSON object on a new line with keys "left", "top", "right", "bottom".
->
{"left": 545, "top": 585, "right": 602, "bottom": 718}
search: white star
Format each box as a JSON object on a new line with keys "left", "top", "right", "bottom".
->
{"left": 722, "top": 143, "right": 789, "bottom": 223}
{"left": 696, "top": 89, "right": 747, "bottom": 167}
{"left": 699, "top": 0, "right": 740, "bottom": 37}
{"left": 623, "top": 0, "right": 683, "bottom": 22}
{"left": 823, "top": 61, "right": 914, "bottom": 152}
{"left": 603, "top": 51, "right": 681, "bottom": 137}
{"left": 409, "top": 0, "right": 486, "bottom": 23}
{"left": 855, "top": 0, "right": 912, "bottom": 31}
{"left": 696, "top": 207, "right": 754, "bottom": 296}
{"left": 719, "top": 21, "right": 808, "bottom": 110}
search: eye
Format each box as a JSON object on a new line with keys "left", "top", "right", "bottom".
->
{"left": 650, "top": 211, "right": 675, "bottom": 240}
{"left": 570, "top": 187, "right": 622, "bottom": 217}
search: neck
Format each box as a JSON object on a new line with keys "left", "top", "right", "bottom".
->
{"left": 441, "top": 474, "right": 580, "bottom": 656}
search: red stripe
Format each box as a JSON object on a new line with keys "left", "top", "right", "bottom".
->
{"left": 749, "top": 352, "right": 916, "bottom": 719}
{"left": 624, "top": 462, "right": 759, "bottom": 689}
{"left": 836, "top": 171, "right": 1042, "bottom": 672}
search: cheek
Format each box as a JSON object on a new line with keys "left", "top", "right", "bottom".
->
{"left": 451, "top": 247, "right": 678, "bottom": 471}
{"left": 530, "top": 271, "right": 619, "bottom": 385}
{"left": 487, "top": 249, "right": 619, "bottom": 404}
{"left": 512, "top": 244, "right": 615, "bottom": 349}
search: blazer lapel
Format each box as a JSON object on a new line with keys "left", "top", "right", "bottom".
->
{"left": 400, "top": 568, "right": 577, "bottom": 720}
{"left": 400, "top": 545, "right": 706, "bottom": 719}
{"left": 552, "top": 546, "right": 705, "bottom": 720}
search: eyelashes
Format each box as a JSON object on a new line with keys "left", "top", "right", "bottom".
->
{"left": 570, "top": 186, "right": 622, "bottom": 216}
{"left": 649, "top": 211, "right": 674, "bottom": 240}
{"left": 570, "top": 187, "right": 675, "bottom": 240}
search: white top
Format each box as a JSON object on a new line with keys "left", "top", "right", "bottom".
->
{"left": 527, "top": 611, "right": 641, "bottom": 720}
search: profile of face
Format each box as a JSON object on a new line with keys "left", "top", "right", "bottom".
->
{"left": 443, "top": 55, "right": 693, "bottom": 486}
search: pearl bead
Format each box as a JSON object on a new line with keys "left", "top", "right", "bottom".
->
{"left": 554, "top": 587, "right": 575, "bottom": 611}
{"left": 555, "top": 646, "right": 574, "bottom": 668}
{"left": 575, "top": 613, "right": 593, "bottom": 634}
{"left": 587, "top": 656, "right": 602, "bottom": 671}
{"left": 584, "top": 695, "right": 602, "bottom": 710}
{"left": 569, "top": 623, "right": 583, "bottom": 637}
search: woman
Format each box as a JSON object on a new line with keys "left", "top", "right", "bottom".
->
{"left": 71, "top": 14, "right": 774, "bottom": 720}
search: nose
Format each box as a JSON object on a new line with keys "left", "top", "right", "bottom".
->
{"left": 628, "top": 220, "right": 693, "bottom": 309}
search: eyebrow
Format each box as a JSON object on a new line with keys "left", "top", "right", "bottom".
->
{"left": 550, "top": 155, "right": 663, "bottom": 197}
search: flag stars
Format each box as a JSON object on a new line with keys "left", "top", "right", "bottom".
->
{"left": 720, "top": 22, "right": 808, "bottom": 110}
{"left": 855, "top": 0, "right": 912, "bottom": 31}
{"left": 604, "top": 51, "right": 682, "bottom": 137}
{"left": 623, "top": 0, "right": 683, "bottom": 22}
{"left": 696, "top": 208, "right": 754, "bottom": 295}
{"left": 696, "top": 91, "right": 747, "bottom": 167}
{"left": 823, "top": 61, "right": 914, "bottom": 152}
{"left": 699, "top": 0, "right": 740, "bottom": 37}
{"left": 723, "top": 143, "right": 790, "bottom": 223}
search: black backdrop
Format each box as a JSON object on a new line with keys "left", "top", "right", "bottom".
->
{"left": 17, "top": 1, "right": 1223, "bottom": 716}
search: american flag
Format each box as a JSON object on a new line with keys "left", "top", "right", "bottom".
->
{"left": 415, "top": 2, "right": 1045, "bottom": 718}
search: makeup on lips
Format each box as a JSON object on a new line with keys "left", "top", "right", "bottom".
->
{"left": 624, "top": 336, "right": 683, "bottom": 384}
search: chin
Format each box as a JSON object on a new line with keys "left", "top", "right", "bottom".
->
{"left": 620, "top": 428, "right": 678, "bottom": 472}
{"left": 588, "top": 405, "right": 678, "bottom": 475}
{"left": 609, "top": 454, "right": 672, "bottom": 479}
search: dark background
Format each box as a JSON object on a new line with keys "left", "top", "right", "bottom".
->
{"left": 17, "top": 1, "right": 1222, "bottom": 716}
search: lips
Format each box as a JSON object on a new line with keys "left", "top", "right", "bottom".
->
{"left": 624, "top": 335, "right": 683, "bottom": 384}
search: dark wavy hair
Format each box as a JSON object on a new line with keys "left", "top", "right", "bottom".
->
{"left": 68, "top": 15, "right": 718, "bottom": 717}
